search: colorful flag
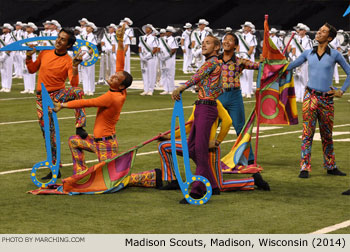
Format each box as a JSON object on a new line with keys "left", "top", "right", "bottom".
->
{"left": 256, "top": 17, "right": 298, "bottom": 125}
{"left": 29, "top": 150, "right": 135, "bottom": 195}
{"left": 221, "top": 110, "right": 262, "bottom": 174}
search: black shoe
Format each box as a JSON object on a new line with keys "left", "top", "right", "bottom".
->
{"left": 253, "top": 173, "right": 270, "bottom": 191}
{"left": 248, "top": 160, "right": 255, "bottom": 165}
{"left": 41, "top": 170, "right": 61, "bottom": 180}
{"left": 179, "top": 193, "right": 203, "bottom": 204}
{"left": 299, "top": 170, "right": 309, "bottom": 178}
{"left": 76, "top": 127, "right": 88, "bottom": 139}
{"left": 179, "top": 198, "right": 189, "bottom": 204}
{"left": 190, "top": 192, "right": 202, "bottom": 199}
{"left": 159, "top": 180, "right": 180, "bottom": 190}
{"left": 155, "top": 169, "right": 163, "bottom": 188}
{"left": 342, "top": 189, "right": 350, "bottom": 195}
{"left": 327, "top": 168, "right": 346, "bottom": 176}
{"left": 212, "top": 188, "right": 221, "bottom": 195}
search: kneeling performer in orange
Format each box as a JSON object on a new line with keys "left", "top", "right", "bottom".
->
{"left": 53, "top": 25, "right": 133, "bottom": 175}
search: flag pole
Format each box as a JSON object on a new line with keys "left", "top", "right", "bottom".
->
{"left": 283, "top": 32, "right": 296, "bottom": 55}
{"left": 253, "top": 14, "right": 269, "bottom": 166}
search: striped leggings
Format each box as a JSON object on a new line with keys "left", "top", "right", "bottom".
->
{"left": 158, "top": 141, "right": 254, "bottom": 191}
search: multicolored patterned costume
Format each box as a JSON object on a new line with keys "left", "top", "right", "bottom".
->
{"left": 36, "top": 87, "right": 86, "bottom": 165}
{"left": 301, "top": 88, "right": 335, "bottom": 171}
{"left": 158, "top": 141, "right": 254, "bottom": 191}
{"left": 158, "top": 101, "right": 254, "bottom": 191}
{"left": 287, "top": 46, "right": 350, "bottom": 172}
{"left": 218, "top": 54, "right": 260, "bottom": 162}
{"left": 27, "top": 50, "right": 86, "bottom": 166}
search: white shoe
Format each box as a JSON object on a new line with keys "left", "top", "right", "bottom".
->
{"left": 159, "top": 91, "right": 168, "bottom": 95}
{"left": 140, "top": 91, "right": 147, "bottom": 96}
{"left": 246, "top": 94, "right": 252, "bottom": 99}
{"left": 20, "top": 90, "right": 29, "bottom": 94}
{"left": 0, "top": 88, "right": 5, "bottom": 92}
{"left": 4, "top": 88, "right": 10, "bottom": 93}
{"left": 242, "top": 93, "right": 247, "bottom": 98}
{"left": 28, "top": 90, "right": 34, "bottom": 94}
{"left": 146, "top": 92, "right": 153, "bottom": 96}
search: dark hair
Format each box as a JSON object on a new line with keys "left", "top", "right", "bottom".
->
{"left": 58, "top": 28, "right": 76, "bottom": 48}
{"left": 224, "top": 32, "right": 239, "bottom": 45}
{"left": 324, "top": 23, "right": 337, "bottom": 40}
{"left": 121, "top": 71, "right": 133, "bottom": 89}
{"left": 206, "top": 34, "right": 221, "bottom": 53}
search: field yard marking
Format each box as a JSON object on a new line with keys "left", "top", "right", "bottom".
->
{"left": 0, "top": 150, "right": 159, "bottom": 176}
{"left": 0, "top": 106, "right": 193, "bottom": 125}
{"left": 310, "top": 220, "right": 350, "bottom": 234}
{"left": 1, "top": 124, "right": 349, "bottom": 176}
{"left": 0, "top": 101, "right": 257, "bottom": 126}
{"left": 0, "top": 90, "right": 142, "bottom": 102}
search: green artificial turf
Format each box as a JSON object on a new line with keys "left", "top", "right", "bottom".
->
{"left": 0, "top": 57, "right": 349, "bottom": 234}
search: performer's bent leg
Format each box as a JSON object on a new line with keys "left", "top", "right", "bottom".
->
{"left": 129, "top": 169, "right": 162, "bottom": 188}
{"left": 68, "top": 135, "right": 96, "bottom": 174}
{"left": 95, "top": 137, "right": 118, "bottom": 161}
{"left": 209, "top": 147, "right": 255, "bottom": 191}
{"left": 300, "top": 90, "right": 318, "bottom": 172}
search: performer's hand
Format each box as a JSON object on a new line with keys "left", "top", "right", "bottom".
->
{"left": 53, "top": 102, "right": 63, "bottom": 112}
{"left": 158, "top": 133, "right": 170, "bottom": 141}
{"left": 171, "top": 86, "right": 186, "bottom": 101}
{"left": 26, "top": 45, "right": 36, "bottom": 58}
{"left": 116, "top": 24, "right": 125, "bottom": 42}
{"left": 259, "top": 54, "right": 265, "bottom": 62}
{"left": 73, "top": 50, "right": 83, "bottom": 67}
{"left": 209, "top": 140, "right": 220, "bottom": 150}
{"left": 327, "top": 87, "right": 343, "bottom": 98}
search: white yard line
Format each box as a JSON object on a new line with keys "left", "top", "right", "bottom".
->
{"left": 0, "top": 150, "right": 159, "bottom": 176}
{"left": 0, "top": 101, "right": 257, "bottom": 126}
{"left": 1, "top": 123, "right": 349, "bottom": 176}
{"left": 0, "top": 106, "right": 193, "bottom": 125}
{"left": 310, "top": 220, "right": 350, "bottom": 234}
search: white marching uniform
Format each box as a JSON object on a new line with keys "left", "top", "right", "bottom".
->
{"left": 111, "top": 33, "right": 131, "bottom": 74}
{"left": 75, "top": 34, "right": 84, "bottom": 84}
{"left": 100, "top": 31, "right": 117, "bottom": 80}
{"left": 121, "top": 33, "right": 131, "bottom": 74}
{"left": 139, "top": 33, "right": 158, "bottom": 94}
{"left": 81, "top": 32, "right": 97, "bottom": 95}
{"left": 329, "top": 37, "right": 341, "bottom": 84}
{"left": 39, "top": 29, "right": 51, "bottom": 46}
{"left": 124, "top": 28, "right": 134, "bottom": 74}
{"left": 270, "top": 35, "right": 283, "bottom": 52}
{"left": 238, "top": 32, "right": 256, "bottom": 97}
{"left": 181, "top": 30, "right": 192, "bottom": 73}
{"left": 158, "top": 35, "right": 178, "bottom": 93}
{"left": 291, "top": 35, "right": 313, "bottom": 101}
{"left": 191, "top": 29, "right": 208, "bottom": 69}
{"left": 22, "top": 33, "right": 37, "bottom": 93}
{"left": 12, "top": 29, "right": 25, "bottom": 78}
{"left": 0, "top": 33, "right": 14, "bottom": 91}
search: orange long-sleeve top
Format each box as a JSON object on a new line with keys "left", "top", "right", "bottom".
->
{"left": 66, "top": 48, "right": 126, "bottom": 138}
{"left": 26, "top": 50, "right": 78, "bottom": 92}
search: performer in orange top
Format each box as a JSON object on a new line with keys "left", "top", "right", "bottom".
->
{"left": 26, "top": 28, "right": 86, "bottom": 180}
{"left": 53, "top": 25, "right": 133, "bottom": 175}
